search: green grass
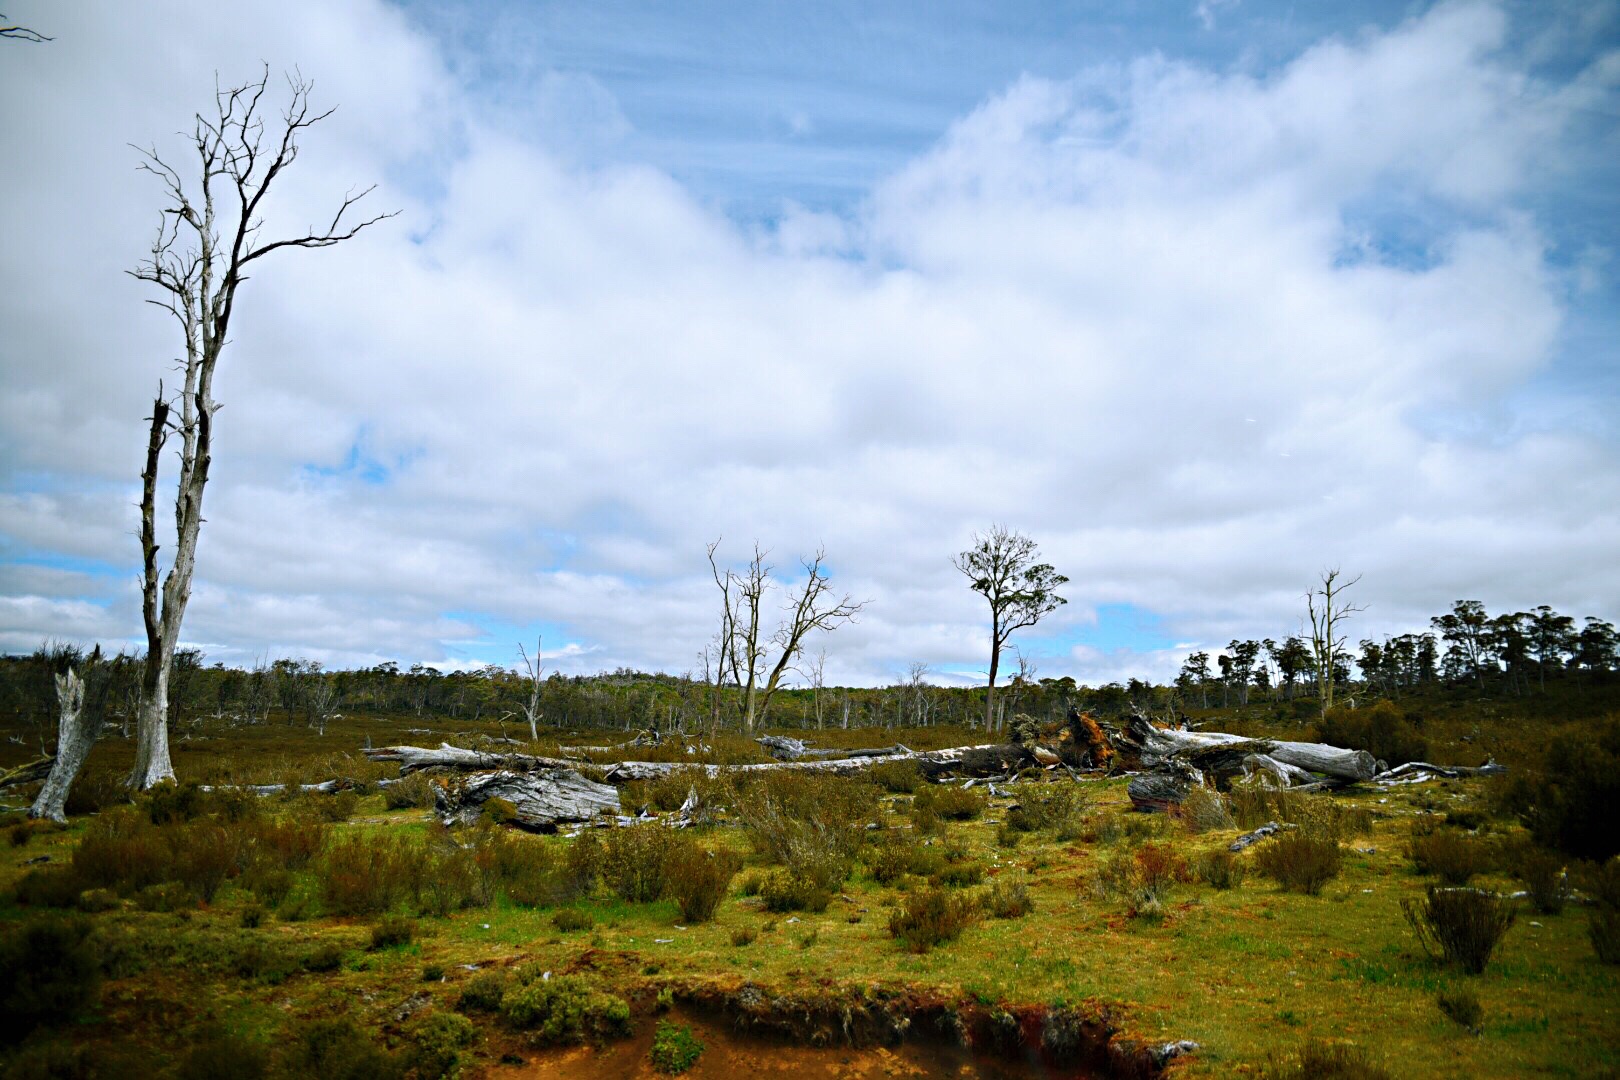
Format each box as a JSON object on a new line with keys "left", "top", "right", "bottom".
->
{"left": 0, "top": 721, "right": 1616, "bottom": 1078}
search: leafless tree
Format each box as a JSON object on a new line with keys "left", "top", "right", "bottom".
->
{"left": 707, "top": 541, "right": 865, "bottom": 731}
{"left": 516, "top": 637, "right": 544, "bottom": 741}
{"left": 0, "top": 14, "right": 51, "bottom": 42}
{"left": 126, "top": 69, "right": 394, "bottom": 788}
{"left": 904, "top": 661, "right": 934, "bottom": 726}
{"left": 1306, "top": 568, "right": 1364, "bottom": 715}
{"left": 807, "top": 647, "right": 829, "bottom": 730}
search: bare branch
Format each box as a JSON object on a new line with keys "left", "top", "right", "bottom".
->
{"left": 0, "top": 16, "right": 51, "bottom": 42}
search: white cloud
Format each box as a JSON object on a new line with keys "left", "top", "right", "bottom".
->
{"left": 1, "top": 1, "right": 1615, "bottom": 683}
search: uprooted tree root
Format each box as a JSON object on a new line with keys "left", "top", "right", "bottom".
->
{"left": 668, "top": 979, "right": 1182, "bottom": 1078}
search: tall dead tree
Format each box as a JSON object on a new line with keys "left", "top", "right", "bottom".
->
{"left": 1306, "top": 569, "right": 1363, "bottom": 716}
{"left": 708, "top": 541, "right": 864, "bottom": 732}
{"left": 127, "top": 69, "right": 394, "bottom": 788}
{"left": 517, "top": 637, "right": 544, "bottom": 741}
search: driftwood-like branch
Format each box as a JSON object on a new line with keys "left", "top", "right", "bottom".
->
{"left": 0, "top": 757, "right": 53, "bottom": 793}
{"left": 365, "top": 742, "right": 576, "bottom": 775}
{"left": 1375, "top": 759, "right": 1506, "bottom": 784}
{"left": 756, "top": 735, "right": 912, "bottom": 761}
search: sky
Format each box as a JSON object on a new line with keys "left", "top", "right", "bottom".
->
{"left": 1, "top": 0, "right": 1617, "bottom": 688}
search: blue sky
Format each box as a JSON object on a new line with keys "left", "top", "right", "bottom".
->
{"left": 1, "top": 0, "right": 1617, "bottom": 685}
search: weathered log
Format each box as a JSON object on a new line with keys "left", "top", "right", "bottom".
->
{"left": 601, "top": 743, "right": 1031, "bottom": 784}
{"left": 0, "top": 757, "right": 53, "bottom": 793}
{"left": 756, "top": 735, "right": 912, "bottom": 761}
{"left": 365, "top": 743, "right": 576, "bottom": 775}
{"left": 434, "top": 768, "right": 619, "bottom": 830}
{"left": 1374, "top": 758, "right": 1506, "bottom": 784}
{"left": 31, "top": 668, "right": 105, "bottom": 823}
{"left": 1125, "top": 715, "right": 1376, "bottom": 781}
{"left": 1242, "top": 753, "right": 1317, "bottom": 788}
{"left": 1127, "top": 761, "right": 1202, "bottom": 812}
{"left": 1229, "top": 821, "right": 1286, "bottom": 852}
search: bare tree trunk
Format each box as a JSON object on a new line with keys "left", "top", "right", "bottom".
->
{"left": 30, "top": 669, "right": 105, "bottom": 822}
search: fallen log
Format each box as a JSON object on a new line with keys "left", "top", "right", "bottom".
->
{"left": 365, "top": 743, "right": 576, "bottom": 774}
{"left": 1121, "top": 714, "right": 1377, "bottom": 782}
{"left": 435, "top": 768, "right": 620, "bottom": 830}
{"left": 756, "top": 735, "right": 912, "bottom": 761}
{"left": 1375, "top": 758, "right": 1506, "bottom": 785}
{"left": 0, "top": 757, "right": 53, "bottom": 793}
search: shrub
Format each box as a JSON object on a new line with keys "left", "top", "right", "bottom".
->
{"left": 931, "top": 857, "right": 984, "bottom": 888}
{"left": 887, "top": 885, "right": 977, "bottom": 953}
{"left": 1015, "top": 782, "right": 1089, "bottom": 838}
{"left": 1195, "top": 848, "right": 1246, "bottom": 890}
{"left": 602, "top": 826, "right": 680, "bottom": 903}
{"left": 13, "top": 866, "right": 83, "bottom": 909}
{"left": 1436, "top": 988, "right": 1483, "bottom": 1033}
{"left": 419, "top": 843, "right": 491, "bottom": 916}
{"left": 239, "top": 903, "right": 267, "bottom": 928}
{"left": 169, "top": 822, "right": 239, "bottom": 902}
{"left": 1401, "top": 886, "right": 1516, "bottom": 974}
{"left": 1093, "top": 841, "right": 1187, "bottom": 914}
{"left": 242, "top": 815, "right": 326, "bottom": 873}
{"left": 981, "top": 878, "right": 1034, "bottom": 919}
{"left": 407, "top": 1012, "right": 478, "bottom": 1080}
{"left": 1495, "top": 720, "right": 1620, "bottom": 861}
{"left": 283, "top": 1018, "right": 404, "bottom": 1080}
{"left": 176, "top": 1024, "right": 270, "bottom": 1080}
{"left": 1407, "top": 826, "right": 1491, "bottom": 886}
{"left": 1259, "top": 1041, "right": 1393, "bottom": 1079}
{"left": 135, "top": 882, "right": 197, "bottom": 912}
{"left": 665, "top": 840, "right": 741, "bottom": 923}
{"left": 500, "top": 973, "right": 631, "bottom": 1044}
{"left": 370, "top": 915, "right": 416, "bottom": 950}
{"left": 1513, "top": 844, "right": 1568, "bottom": 915}
{"left": 1177, "top": 786, "right": 1234, "bottom": 834}
{"left": 730, "top": 926, "right": 758, "bottom": 946}
{"left": 144, "top": 780, "right": 208, "bottom": 825}
{"left": 383, "top": 772, "right": 437, "bottom": 810}
{"left": 303, "top": 941, "right": 346, "bottom": 973}
{"left": 0, "top": 916, "right": 102, "bottom": 1046}
{"left": 553, "top": 908, "right": 594, "bottom": 932}
{"left": 913, "top": 784, "right": 985, "bottom": 821}
{"left": 868, "top": 759, "right": 924, "bottom": 794}
{"left": 649, "top": 1020, "right": 704, "bottom": 1074}
{"left": 733, "top": 771, "right": 872, "bottom": 889}
{"left": 457, "top": 970, "right": 511, "bottom": 1013}
{"left": 1255, "top": 831, "right": 1343, "bottom": 895}
{"left": 759, "top": 869, "right": 832, "bottom": 913}
{"left": 244, "top": 866, "right": 294, "bottom": 908}
{"left": 71, "top": 810, "right": 172, "bottom": 895}
{"left": 1229, "top": 784, "right": 1372, "bottom": 840}
{"left": 318, "top": 834, "right": 414, "bottom": 916}
{"left": 559, "top": 831, "right": 603, "bottom": 899}
{"left": 1315, "top": 701, "right": 1427, "bottom": 766}
{"left": 1588, "top": 860, "right": 1620, "bottom": 965}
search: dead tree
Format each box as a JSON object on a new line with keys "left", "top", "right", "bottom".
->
{"left": 516, "top": 637, "right": 544, "bottom": 741}
{"left": 0, "top": 15, "right": 51, "bottom": 42}
{"left": 29, "top": 654, "right": 108, "bottom": 823}
{"left": 127, "top": 68, "right": 394, "bottom": 788}
{"left": 708, "top": 541, "right": 864, "bottom": 732}
{"left": 1306, "top": 569, "right": 1363, "bottom": 715}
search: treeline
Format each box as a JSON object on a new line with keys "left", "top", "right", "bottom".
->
{"left": 1174, "top": 601, "right": 1617, "bottom": 708}
{"left": 2, "top": 600, "right": 1613, "bottom": 745}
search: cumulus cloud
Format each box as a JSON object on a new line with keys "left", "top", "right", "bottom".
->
{"left": 1, "top": 1, "right": 1615, "bottom": 685}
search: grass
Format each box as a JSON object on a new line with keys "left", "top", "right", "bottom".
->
{"left": 0, "top": 717, "right": 1616, "bottom": 1078}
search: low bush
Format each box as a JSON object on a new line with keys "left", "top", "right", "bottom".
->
{"left": 406, "top": 1012, "right": 478, "bottom": 1080}
{"left": 239, "top": 903, "right": 267, "bottom": 928}
{"left": 1587, "top": 860, "right": 1620, "bottom": 965}
{"left": 733, "top": 771, "right": 872, "bottom": 890}
{"left": 1177, "top": 786, "right": 1233, "bottom": 834}
{"left": 1258, "top": 1041, "right": 1393, "bottom": 1079}
{"left": 730, "top": 926, "right": 758, "bottom": 946}
{"left": 553, "top": 908, "right": 594, "bottom": 932}
{"left": 931, "top": 857, "right": 984, "bottom": 888}
{"left": 1315, "top": 701, "right": 1428, "bottom": 767}
{"left": 868, "top": 759, "right": 923, "bottom": 794}
{"left": 419, "top": 842, "right": 491, "bottom": 916}
{"left": 303, "top": 940, "right": 346, "bottom": 973}
{"left": 913, "top": 784, "right": 986, "bottom": 821}
{"left": 1401, "top": 886, "right": 1516, "bottom": 974}
{"left": 1436, "top": 988, "right": 1483, "bottom": 1033}
{"left": 602, "top": 826, "right": 681, "bottom": 904}
{"left": 758, "top": 868, "right": 832, "bottom": 913}
{"left": 382, "top": 772, "right": 438, "bottom": 810}
{"left": 176, "top": 1024, "right": 270, "bottom": 1080}
{"left": 282, "top": 1017, "right": 404, "bottom": 1080}
{"left": 0, "top": 916, "right": 102, "bottom": 1046}
{"left": 1195, "top": 848, "right": 1246, "bottom": 890}
{"left": 887, "top": 885, "right": 977, "bottom": 953}
{"left": 318, "top": 834, "right": 418, "bottom": 916}
{"left": 13, "top": 866, "right": 83, "bottom": 909}
{"left": 1493, "top": 720, "right": 1620, "bottom": 861}
{"left": 1407, "top": 825, "right": 1491, "bottom": 886}
{"left": 1512, "top": 844, "right": 1568, "bottom": 915}
{"left": 1255, "top": 831, "right": 1343, "bottom": 895}
{"left": 500, "top": 972, "right": 632, "bottom": 1044}
{"left": 981, "top": 878, "right": 1034, "bottom": 919}
{"left": 664, "top": 840, "right": 741, "bottom": 923}
{"left": 370, "top": 915, "right": 416, "bottom": 950}
{"left": 1014, "top": 782, "right": 1089, "bottom": 838}
{"left": 1093, "top": 841, "right": 1189, "bottom": 918}
{"left": 144, "top": 780, "right": 209, "bottom": 825}
{"left": 649, "top": 1020, "right": 705, "bottom": 1074}
{"left": 1229, "top": 784, "right": 1372, "bottom": 840}
{"left": 457, "top": 970, "right": 511, "bottom": 1013}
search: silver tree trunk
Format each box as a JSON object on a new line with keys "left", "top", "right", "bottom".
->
{"left": 30, "top": 669, "right": 104, "bottom": 823}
